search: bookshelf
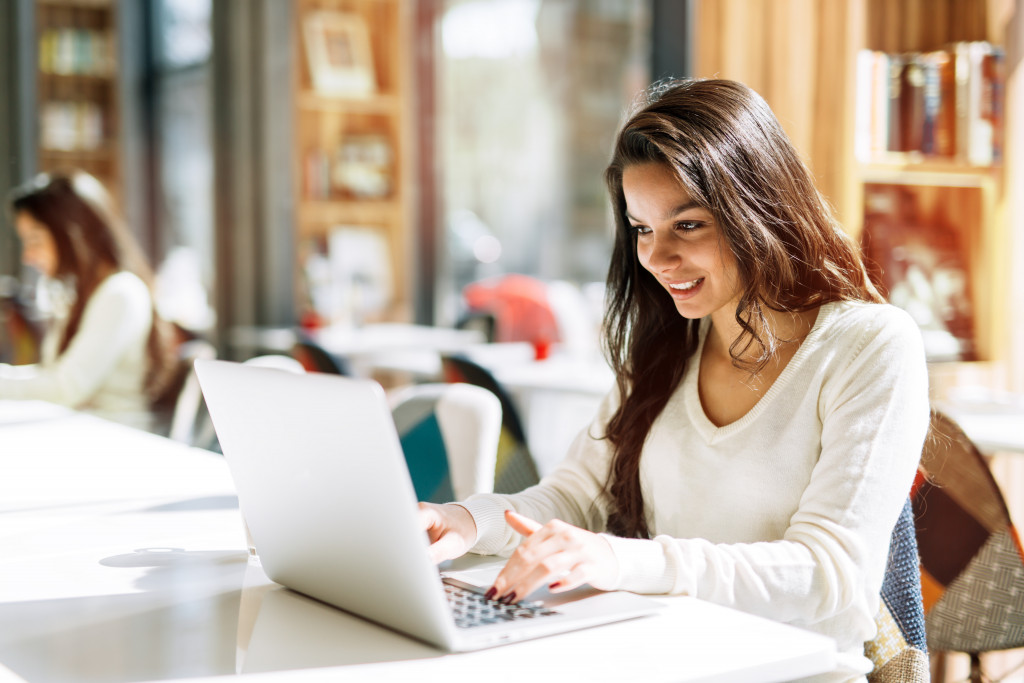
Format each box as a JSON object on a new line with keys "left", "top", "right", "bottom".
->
{"left": 853, "top": 2, "right": 1011, "bottom": 377}
{"left": 35, "top": 0, "right": 120, "bottom": 201}
{"left": 292, "top": 0, "right": 412, "bottom": 326}
{"left": 694, "top": 0, "right": 1020, "bottom": 394}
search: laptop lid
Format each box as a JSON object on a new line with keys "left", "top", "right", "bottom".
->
{"left": 195, "top": 359, "right": 458, "bottom": 648}
{"left": 195, "top": 359, "right": 660, "bottom": 652}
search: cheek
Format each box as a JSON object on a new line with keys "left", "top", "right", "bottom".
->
{"left": 634, "top": 241, "right": 653, "bottom": 272}
{"left": 716, "top": 249, "right": 742, "bottom": 293}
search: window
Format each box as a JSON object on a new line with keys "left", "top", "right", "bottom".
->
{"left": 435, "top": 0, "right": 651, "bottom": 325}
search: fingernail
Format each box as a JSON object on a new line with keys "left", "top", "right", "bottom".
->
{"left": 501, "top": 592, "right": 517, "bottom": 604}
{"left": 484, "top": 587, "right": 497, "bottom": 601}
{"left": 549, "top": 581, "right": 562, "bottom": 590}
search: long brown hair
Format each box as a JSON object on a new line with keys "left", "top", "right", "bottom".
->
{"left": 9, "top": 171, "right": 175, "bottom": 402}
{"left": 601, "top": 79, "right": 883, "bottom": 538}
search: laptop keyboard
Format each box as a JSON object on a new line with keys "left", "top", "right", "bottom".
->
{"left": 443, "top": 580, "right": 561, "bottom": 629}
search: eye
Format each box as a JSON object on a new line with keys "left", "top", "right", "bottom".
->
{"left": 675, "top": 221, "right": 704, "bottom": 232}
{"left": 628, "top": 223, "right": 652, "bottom": 235}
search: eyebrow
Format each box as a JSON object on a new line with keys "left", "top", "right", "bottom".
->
{"left": 625, "top": 201, "right": 704, "bottom": 223}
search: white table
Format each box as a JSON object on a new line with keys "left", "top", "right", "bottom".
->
{"left": 228, "top": 323, "right": 486, "bottom": 378}
{"left": 933, "top": 398, "right": 1024, "bottom": 456}
{"left": 0, "top": 402, "right": 837, "bottom": 683}
{"left": 471, "top": 349, "right": 614, "bottom": 476}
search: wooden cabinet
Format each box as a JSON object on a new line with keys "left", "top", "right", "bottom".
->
{"left": 35, "top": 0, "right": 121, "bottom": 199}
{"left": 292, "top": 0, "right": 412, "bottom": 324}
{"left": 694, "top": 0, "right": 1021, "bottom": 394}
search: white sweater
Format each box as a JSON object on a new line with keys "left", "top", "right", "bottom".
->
{"left": 0, "top": 271, "right": 154, "bottom": 429}
{"left": 462, "top": 301, "right": 930, "bottom": 682}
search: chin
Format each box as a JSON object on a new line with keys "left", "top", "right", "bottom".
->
{"left": 673, "top": 303, "right": 708, "bottom": 320}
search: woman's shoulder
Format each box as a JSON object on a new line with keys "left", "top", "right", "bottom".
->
{"left": 90, "top": 271, "right": 152, "bottom": 311}
{"left": 817, "top": 300, "right": 923, "bottom": 358}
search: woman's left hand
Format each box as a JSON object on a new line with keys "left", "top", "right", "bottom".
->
{"left": 487, "top": 510, "right": 619, "bottom": 604}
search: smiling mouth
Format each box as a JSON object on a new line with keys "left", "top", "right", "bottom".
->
{"left": 668, "top": 278, "right": 703, "bottom": 291}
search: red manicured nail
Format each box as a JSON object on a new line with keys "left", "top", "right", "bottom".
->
{"left": 484, "top": 587, "right": 497, "bottom": 601}
{"left": 549, "top": 581, "right": 562, "bottom": 590}
{"left": 501, "top": 592, "right": 517, "bottom": 604}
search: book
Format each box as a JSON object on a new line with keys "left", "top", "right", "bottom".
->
{"left": 899, "top": 55, "right": 926, "bottom": 152}
{"left": 857, "top": 42, "right": 1003, "bottom": 163}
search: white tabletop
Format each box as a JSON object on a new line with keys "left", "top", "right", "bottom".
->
{"left": 228, "top": 323, "right": 486, "bottom": 378}
{"left": 933, "top": 397, "right": 1024, "bottom": 455}
{"left": 0, "top": 402, "right": 836, "bottom": 683}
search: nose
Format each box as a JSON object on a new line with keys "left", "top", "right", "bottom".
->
{"left": 641, "top": 231, "right": 681, "bottom": 274}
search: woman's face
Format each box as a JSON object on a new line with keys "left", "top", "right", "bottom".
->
{"left": 623, "top": 162, "right": 742, "bottom": 321}
{"left": 14, "top": 211, "right": 59, "bottom": 278}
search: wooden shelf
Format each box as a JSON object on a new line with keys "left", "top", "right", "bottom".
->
{"left": 39, "top": 146, "right": 116, "bottom": 160}
{"left": 297, "top": 90, "right": 400, "bottom": 115}
{"left": 297, "top": 199, "right": 401, "bottom": 232}
{"left": 38, "top": 0, "right": 112, "bottom": 6}
{"left": 38, "top": 71, "right": 115, "bottom": 82}
{"left": 860, "top": 157, "right": 1001, "bottom": 188}
{"left": 293, "top": 0, "right": 411, "bottom": 324}
{"left": 35, "top": 0, "right": 121, "bottom": 198}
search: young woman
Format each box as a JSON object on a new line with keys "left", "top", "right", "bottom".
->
{"left": 420, "top": 79, "right": 929, "bottom": 681}
{"left": 1, "top": 171, "right": 174, "bottom": 429}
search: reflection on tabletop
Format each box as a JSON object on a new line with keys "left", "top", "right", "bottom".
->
{"left": 235, "top": 560, "right": 441, "bottom": 675}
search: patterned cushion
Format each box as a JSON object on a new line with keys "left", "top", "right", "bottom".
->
{"left": 913, "top": 411, "right": 1024, "bottom": 654}
{"left": 867, "top": 498, "right": 929, "bottom": 682}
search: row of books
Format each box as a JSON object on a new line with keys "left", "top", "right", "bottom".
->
{"left": 38, "top": 28, "right": 115, "bottom": 77}
{"left": 855, "top": 41, "right": 1004, "bottom": 165}
{"left": 40, "top": 100, "right": 105, "bottom": 151}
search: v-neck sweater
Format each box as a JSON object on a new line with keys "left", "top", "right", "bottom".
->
{"left": 462, "top": 301, "right": 929, "bottom": 681}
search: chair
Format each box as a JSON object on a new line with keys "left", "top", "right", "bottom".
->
{"left": 913, "top": 410, "right": 1024, "bottom": 682}
{"left": 866, "top": 498, "right": 930, "bottom": 682}
{"left": 440, "top": 354, "right": 541, "bottom": 494}
{"left": 291, "top": 332, "right": 351, "bottom": 375}
{"left": 243, "top": 354, "right": 307, "bottom": 374}
{"left": 389, "top": 382, "right": 501, "bottom": 503}
{"left": 165, "top": 339, "right": 217, "bottom": 445}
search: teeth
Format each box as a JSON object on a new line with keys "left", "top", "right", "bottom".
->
{"left": 669, "top": 278, "right": 702, "bottom": 291}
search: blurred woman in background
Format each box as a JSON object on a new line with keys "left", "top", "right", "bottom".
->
{"left": 1, "top": 171, "right": 175, "bottom": 429}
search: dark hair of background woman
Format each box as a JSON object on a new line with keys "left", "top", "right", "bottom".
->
{"left": 8, "top": 171, "right": 176, "bottom": 402}
{"left": 600, "top": 78, "right": 883, "bottom": 539}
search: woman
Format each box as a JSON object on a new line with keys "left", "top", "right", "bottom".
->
{"left": 1, "top": 171, "right": 174, "bottom": 429}
{"left": 420, "top": 79, "right": 929, "bottom": 681}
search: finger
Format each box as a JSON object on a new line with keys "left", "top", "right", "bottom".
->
{"left": 492, "top": 525, "right": 577, "bottom": 600}
{"left": 418, "top": 502, "right": 439, "bottom": 528}
{"left": 427, "top": 532, "right": 466, "bottom": 565}
{"left": 504, "top": 509, "right": 542, "bottom": 537}
{"left": 548, "top": 564, "right": 588, "bottom": 593}
{"left": 498, "top": 550, "right": 578, "bottom": 602}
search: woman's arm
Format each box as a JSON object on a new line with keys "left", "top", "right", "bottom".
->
{"left": 0, "top": 273, "right": 152, "bottom": 406}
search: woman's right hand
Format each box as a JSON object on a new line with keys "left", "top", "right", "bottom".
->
{"left": 418, "top": 502, "right": 478, "bottom": 564}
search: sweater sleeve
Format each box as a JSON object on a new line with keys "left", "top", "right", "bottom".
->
{"left": 0, "top": 273, "right": 153, "bottom": 407}
{"left": 607, "top": 307, "right": 930, "bottom": 627}
{"left": 460, "top": 384, "right": 622, "bottom": 556}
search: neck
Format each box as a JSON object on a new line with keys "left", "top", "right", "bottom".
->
{"left": 706, "top": 303, "right": 818, "bottom": 365}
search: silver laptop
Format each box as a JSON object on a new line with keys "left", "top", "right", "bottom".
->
{"left": 194, "top": 359, "right": 661, "bottom": 652}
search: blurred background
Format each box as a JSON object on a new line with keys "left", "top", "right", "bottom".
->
{"left": 0, "top": 1, "right": 1023, "bottom": 678}
{"left": 0, "top": 0, "right": 1020, "bottom": 379}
